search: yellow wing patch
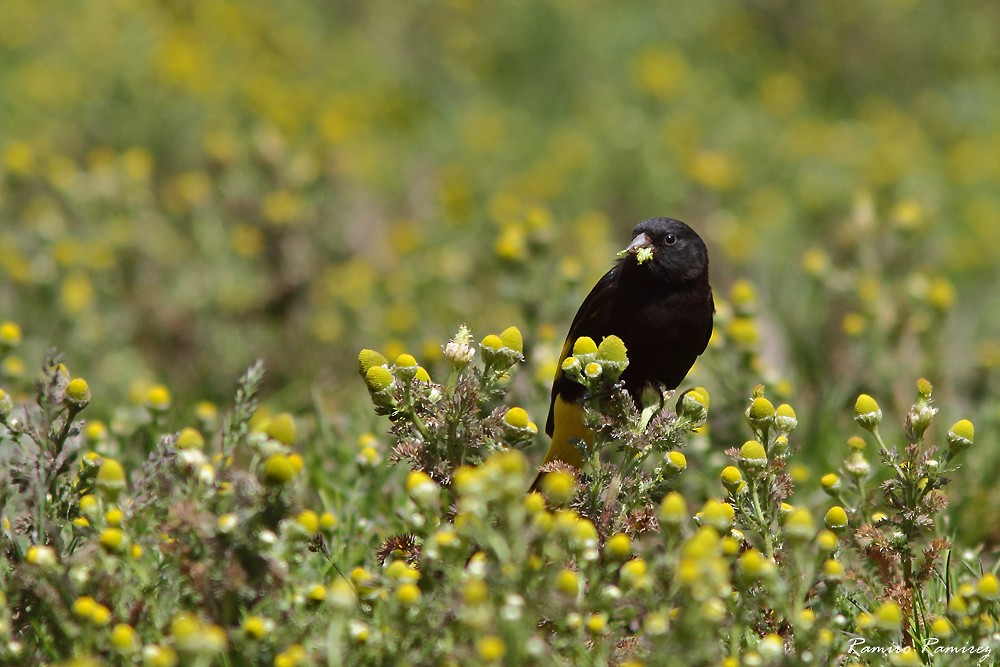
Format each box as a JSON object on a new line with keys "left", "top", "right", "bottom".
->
{"left": 542, "top": 396, "right": 591, "bottom": 468}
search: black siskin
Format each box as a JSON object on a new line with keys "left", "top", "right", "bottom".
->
{"left": 535, "top": 217, "right": 715, "bottom": 476}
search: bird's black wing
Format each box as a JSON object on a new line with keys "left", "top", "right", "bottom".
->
{"left": 545, "top": 265, "right": 620, "bottom": 436}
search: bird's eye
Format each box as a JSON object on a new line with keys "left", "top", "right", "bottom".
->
{"left": 664, "top": 234, "right": 677, "bottom": 245}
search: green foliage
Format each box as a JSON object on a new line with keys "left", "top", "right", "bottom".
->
{"left": 1, "top": 331, "right": 997, "bottom": 665}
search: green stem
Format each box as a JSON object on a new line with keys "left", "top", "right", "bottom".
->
{"left": 750, "top": 481, "right": 774, "bottom": 559}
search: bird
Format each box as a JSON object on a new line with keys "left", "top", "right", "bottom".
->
{"left": 534, "top": 217, "right": 714, "bottom": 484}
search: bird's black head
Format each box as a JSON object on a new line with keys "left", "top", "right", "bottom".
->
{"left": 619, "top": 217, "right": 709, "bottom": 285}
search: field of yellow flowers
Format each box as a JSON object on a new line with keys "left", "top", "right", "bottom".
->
{"left": 2, "top": 1, "right": 999, "bottom": 664}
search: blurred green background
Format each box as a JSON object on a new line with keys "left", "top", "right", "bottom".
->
{"left": 2, "top": 1, "right": 999, "bottom": 536}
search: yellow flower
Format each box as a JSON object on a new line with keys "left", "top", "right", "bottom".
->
{"left": 746, "top": 397, "right": 775, "bottom": 428}
{"left": 503, "top": 407, "right": 530, "bottom": 429}
{"left": 874, "top": 601, "right": 903, "bottom": 631}
{"left": 499, "top": 326, "right": 524, "bottom": 354}
{"left": 110, "top": 624, "right": 139, "bottom": 653}
{"left": 720, "top": 466, "right": 743, "bottom": 494}
{"left": 842, "top": 312, "right": 867, "bottom": 336}
{"left": 664, "top": 451, "right": 686, "bottom": 473}
{"left": 586, "top": 612, "right": 608, "bottom": 634}
{"left": 145, "top": 384, "right": 172, "bottom": 412}
{"left": 824, "top": 506, "right": 849, "bottom": 532}
{"left": 620, "top": 558, "right": 649, "bottom": 589}
{"left": 784, "top": 508, "right": 816, "bottom": 542}
{"left": 307, "top": 584, "right": 326, "bottom": 603}
{"left": 274, "top": 644, "right": 306, "bottom": 667}
{"left": 262, "top": 189, "right": 302, "bottom": 225}
{"left": 597, "top": 335, "right": 628, "bottom": 364}
{"left": 100, "top": 528, "right": 126, "bottom": 552}
{"left": 26, "top": 545, "right": 57, "bottom": 567}
{"left": 65, "top": 378, "right": 91, "bottom": 406}
{"left": 266, "top": 413, "right": 297, "bottom": 445}
{"left": 96, "top": 459, "right": 127, "bottom": 498}
{"left": 72, "top": 596, "right": 96, "bottom": 618}
{"left": 572, "top": 336, "right": 598, "bottom": 356}
{"left": 89, "top": 603, "right": 112, "bottom": 626}
{"left": 476, "top": 635, "right": 506, "bottom": 661}
{"left": 822, "top": 558, "right": 844, "bottom": 580}
{"left": 854, "top": 394, "right": 881, "bottom": 431}
{"left": 262, "top": 454, "right": 296, "bottom": 485}
{"left": 605, "top": 533, "right": 631, "bottom": 559}
{"left": 555, "top": 568, "right": 579, "bottom": 597}
{"left": 737, "top": 549, "right": 775, "bottom": 580}
{"left": 659, "top": 491, "right": 687, "bottom": 527}
{"left": 358, "top": 349, "right": 388, "bottom": 377}
{"left": 396, "top": 583, "right": 421, "bottom": 606}
{"left": 738, "top": 440, "right": 768, "bottom": 473}
{"left": 947, "top": 419, "right": 974, "bottom": 455}
{"left": 176, "top": 427, "right": 205, "bottom": 450}
{"left": 820, "top": 473, "right": 840, "bottom": 493}
{"left": 699, "top": 500, "right": 735, "bottom": 532}
{"left": 726, "top": 316, "right": 759, "bottom": 348}
{"left": 541, "top": 471, "right": 576, "bottom": 505}
{"left": 976, "top": 573, "right": 1000, "bottom": 601}
{"left": 296, "top": 510, "right": 320, "bottom": 534}
{"left": 802, "top": 247, "right": 830, "bottom": 276}
{"left": 0, "top": 321, "right": 22, "bottom": 346}
{"left": 631, "top": 47, "right": 687, "bottom": 98}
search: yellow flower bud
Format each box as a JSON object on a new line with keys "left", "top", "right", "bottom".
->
{"left": 96, "top": 458, "right": 127, "bottom": 498}
{"left": 358, "top": 349, "right": 388, "bottom": 376}
{"left": 476, "top": 635, "right": 506, "bottom": 661}
{"left": 480, "top": 334, "right": 503, "bottom": 351}
{"left": 699, "top": 500, "right": 735, "bottom": 531}
{"left": 947, "top": 419, "right": 974, "bottom": 455}
{"left": 365, "top": 365, "right": 394, "bottom": 392}
{"left": 396, "top": 582, "right": 421, "bottom": 606}
{"left": 605, "top": 533, "right": 631, "bottom": 559}
{"left": 296, "top": 510, "right": 320, "bottom": 534}
{"left": 572, "top": 336, "right": 598, "bottom": 356}
{"left": 784, "top": 508, "right": 816, "bottom": 541}
{"left": 262, "top": 454, "right": 296, "bottom": 485}
{"left": 499, "top": 326, "right": 523, "bottom": 354}
{"left": 65, "top": 378, "right": 91, "bottom": 406}
{"left": 822, "top": 558, "right": 844, "bottom": 580}
{"left": 395, "top": 354, "right": 418, "bottom": 369}
{"left": 597, "top": 335, "right": 628, "bottom": 363}
{"left": 737, "top": 549, "right": 775, "bottom": 580}
{"left": 659, "top": 491, "right": 687, "bottom": 527}
{"left": 555, "top": 568, "right": 579, "bottom": 597}
{"left": 746, "top": 396, "right": 775, "bottom": 428}
{"left": 720, "top": 466, "right": 743, "bottom": 494}
{"left": 824, "top": 506, "right": 849, "bottom": 532}
{"left": 176, "top": 427, "right": 205, "bottom": 450}
{"left": 976, "top": 573, "right": 1000, "bottom": 601}
{"left": 874, "top": 601, "right": 903, "bottom": 631}
{"left": 854, "top": 394, "right": 881, "bottom": 431}
{"left": 0, "top": 321, "right": 22, "bottom": 346}
{"left": 664, "top": 451, "right": 686, "bottom": 473}
{"left": 266, "top": 413, "right": 296, "bottom": 445}
{"left": 503, "top": 407, "right": 530, "bottom": 429}
{"left": 541, "top": 471, "right": 576, "bottom": 505}
{"left": 242, "top": 616, "right": 268, "bottom": 640}
{"left": 100, "top": 528, "right": 126, "bottom": 552}
{"left": 738, "top": 440, "right": 768, "bottom": 473}
{"left": 110, "top": 623, "right": 139, "bottom": 653}
{"left": 145, "top": 384, "right": 172, "bottom": 412}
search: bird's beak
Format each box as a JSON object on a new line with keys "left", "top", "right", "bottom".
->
{"left": 625, "top": 232, "right": 652, "bottom": 254}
